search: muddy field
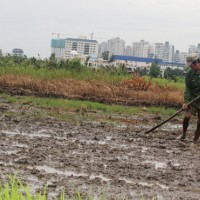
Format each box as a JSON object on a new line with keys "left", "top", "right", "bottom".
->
{"left": 0, "top": 96, "right": 200, "bottom": 200}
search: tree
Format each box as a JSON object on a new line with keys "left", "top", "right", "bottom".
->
{"left": 47, "top": 53, "right": 57, "bottom": 69}
{"left": 164, "top": 67, "right": 184, "bottom": 81}
{"left": 149, "top": 62, "right": 161, "bottom": 78}
{"left": 84, "top": 56, "right": 90, "bottom": 66}
{"left": 135, "top": 67, "right": 148, "bottom": 76}
{"left": 102, "top": 51, "right": 109, "bottom": 60}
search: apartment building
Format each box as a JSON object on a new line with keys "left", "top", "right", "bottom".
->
{"left": 162, "top": 42, "right": 174, "bottom": 62}
{"left": 132, "top": 40, "right": 150, "bottom": 58}
{"left": 124, "top": 45, "right": 133, "bottom": 56}
{"left": 188, "top": 45, "right": 197, "bottom": 54}
{"left": 64, "top": 38, "right": 98, "bottom": 59}
{"left": 107, "top": 37, "right": 125, "bottom": 58}
{"left": 154, "top": 43, "right": 164, "bottom": 60}
{"left": 98, "top": 41, "right": 108, "bottom": 57}
{"left": 178, "top": 52, "right": 187, "bottom": 64}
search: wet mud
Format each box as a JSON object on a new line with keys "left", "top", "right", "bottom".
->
{"left": 0, "top": 97, "right": 200, "bottom": 200}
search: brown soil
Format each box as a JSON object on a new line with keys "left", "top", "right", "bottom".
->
{"left": 0, "top": 95, "right": 199, "bottom": 200}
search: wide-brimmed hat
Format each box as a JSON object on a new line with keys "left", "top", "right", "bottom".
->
{"left": 186, "top": 53, "right": 199, "bottom": 67}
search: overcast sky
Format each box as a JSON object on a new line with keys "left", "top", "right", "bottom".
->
{"left": 1, "top": 0, "right": 199, "bottom": 58}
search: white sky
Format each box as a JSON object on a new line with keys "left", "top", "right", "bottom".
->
{"left": 1, "top": 0, "right": 199, "bottom": 58}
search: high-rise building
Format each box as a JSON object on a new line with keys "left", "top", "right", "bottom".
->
{"left": 107, "top": 37, "right": 125, "bottom": 58}
{"left": 162, "top": 42, "right": 174, "bottom": 62}
{"left": 179, "top": 52, "right": 187, "bottom": 64}
{"left": 154, "top": 43, "right": 164, "bottom": 60}
{"left": 12, "top": 48, "right": 24, "bottom": 57}
{"left": 51, "top": 39, "right": 65, "bottom": 60}
{"left": 98, "top": 42, "right": 108, "bottom": 57}
{"left": 188, "top": 45, "right": 197, "bottom": 54}
{"left": 132, "top": 40, "right": 150, "bottom": 58}
{"left": 64, "top": 38, "right": 98, "bottom": 59}
{"left": 148, "top": 44, "right": 155, "bottom": 58}
{"left": 174, "top": 50, "right": 180, "bottom": 63}
{"left": 124, "top": 45, "right": 133, "bottom": 56}
{"left": 154, "top": 42, "right": 174, "bottom": 62}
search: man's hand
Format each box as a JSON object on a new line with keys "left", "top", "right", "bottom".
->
{"left": 182, "top": 103, "right": 188, "bottom": 110}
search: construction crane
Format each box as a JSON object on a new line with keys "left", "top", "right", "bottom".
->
{"left": 51, "top": 32, "right": 108, "bottom": 41}
{"left": 51, "top": 33, "right": 65, "bottom": 39}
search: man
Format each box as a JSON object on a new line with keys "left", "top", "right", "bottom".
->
{"left": 179, "top": 53, "right": 200, "bottom": 143}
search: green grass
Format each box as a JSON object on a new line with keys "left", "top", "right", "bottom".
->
{"left": 0, "top": 174, "right": 157, "bottom": 200}
{"left": 1, "top": 93, "right": 177, "bottom": 117}
{"left": 0, "top": 66, "right": 131, "bottom": 83}
{"left": 145, "top": 76, "right": 184, "bottom": 90}
{"left": 147, "top": 106, "right": 177, "bottom": 115}
{"left": 0, "top": 174, "right": 46, "bottom": 200}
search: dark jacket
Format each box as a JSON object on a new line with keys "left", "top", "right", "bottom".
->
{"left": 184, "top": 69, "right": 200, "bottom": 103}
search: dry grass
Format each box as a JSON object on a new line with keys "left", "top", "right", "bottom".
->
{"left": 0, "top": 73, "right": 183, "bottom": 107}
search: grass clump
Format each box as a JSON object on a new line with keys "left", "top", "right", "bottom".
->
{"left": 0, "top": 174, "right": 46, "bottom": 200}
{"left": 0, "top": 174, "right": 158, "bottom": 200}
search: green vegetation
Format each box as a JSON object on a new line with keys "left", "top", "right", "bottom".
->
{"left": 0, "top": 63, "right": 131, "bottom": 83}
{"left": 163, "top": 67, "right": 185, "bottom": 81}
{"left": 0, "top": 54, "right": 186, "bottom": 85}
{"left": 0, "top": 174, "right": 46, "bottom": 200}
{"left": 149, "top": 62, "right": 161, "bottom": 78}
{"left": 147, "top": 106, "right": 176, "bottom": 115}
{"left": 1, "top": 174, "right": 157, "bottom": 200}
{"left": 0, "top": 54, "right": 131, "bottom": 83}
{"left": 2, "top": 93, "right": 177, "bottom": 117}
{"left": 144, "top": 76, "right": 184, "bottom": 90}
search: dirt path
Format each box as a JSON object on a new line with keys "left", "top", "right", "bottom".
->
{"left": 0, "top": 96, "right": 200, "bottom": 200}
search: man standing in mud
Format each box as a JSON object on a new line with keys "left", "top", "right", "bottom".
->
{"left": 178, "top": 53, "right": 200, "bottom": 143}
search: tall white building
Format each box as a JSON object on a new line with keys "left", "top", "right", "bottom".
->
{"left": 188, "top": 45, "right": 197, "bottom": 54}
{"left": 174, "top": 50, "right": 180, "bottom": 63}
{"left": 64, "top": 38, "right": 98, "bottom": 59}
{"left": 107, "top": 37, "right": 125, "bottom": 58}
{"left": 124, "top": 45, "right": 133, "bottom": 56}
{"left": 98, "top": 41, "right": 108, "bottom": 57}
{"left": 132, "top": 40, "right": 150, "bottom": 58}
{"left": 162, "top": 42, "right": 174, "bottom": 62}
{"left": 179, "top": 52, "right": 187, "bottom": 64}
{"left": 154, "top": 43, "right": 164, "bottom": 60}
{"left": 154, "top": 42, "right": 174, "bottom": 62}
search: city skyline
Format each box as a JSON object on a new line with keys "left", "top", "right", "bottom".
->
{"left": 1, "top": 0, "right": 199, "bottom": 58}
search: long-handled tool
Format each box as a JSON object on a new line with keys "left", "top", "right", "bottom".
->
{"left": 145, "top": 95, "right": 200, "bottom": 134}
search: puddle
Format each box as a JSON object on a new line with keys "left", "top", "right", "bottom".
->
{"left": 2, "top": 130, "right": 51, "bottom": 138}
{"left": 144, "top": 160, "right": 167, "bottom": 170}
{"left": 5, "top": 150, "right": 18, "bottom": 155}
{"left": 141, "top": 147, "right": 148, "bottom": 153}
{"left": 27, "top": 175, "right": 39, "bottom": 182}
{"left": 13, "top": 142, "right": 28, "bottom": 148}
{"left": 161, "top": 124, "right": 182, "bottom": 131}
{"left": 172, "top": 162, "right": 180, "bottom": 167}
{"left": 106, "top": 136, "right": 112, "bottom": 140}
{"left": 120, "top": 178, "right": 134, "bottom": 184}
{"left": 116, "top": 124, "right": 127, "bottom": 128}
{"left": 157, "top": 182, "right": 169, "bottom": 190}
{"left": 139, "top": 182, "right": 154, "bottom": 187}
{"left": 35, "top": 165, "right": 111, "bottom": 182}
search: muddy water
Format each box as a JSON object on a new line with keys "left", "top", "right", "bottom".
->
{"left": 0, "top": 101, "right": 200, "bottom": 199}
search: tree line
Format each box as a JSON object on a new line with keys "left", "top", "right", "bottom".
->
{"left": 135, "top": 62, "right": 185, "bottom": 81}
{"left": 0, "top": 53, "right": 186, "bottom": 81}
